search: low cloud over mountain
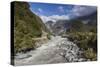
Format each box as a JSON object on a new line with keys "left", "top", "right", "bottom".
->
{"left": 40, "top": 15, "right": 70, "bottom": 23}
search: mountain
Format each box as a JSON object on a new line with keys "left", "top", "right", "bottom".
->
{"left": 46, "top": 19, "right": 87, "bottom": 35}
{"left": 46, "top": 20, "right": 70, "bottom": 35}
{"left": 14, "top": 2, "right": 48, "bottom": 53}
{"left": 76, "top": 11, "right": 97, "bottom": 21}
{"left": 45, "top": 21, "right": 54, "bottom": 33}
{"left": 76, "top": 11, "right": 97, "bottom": 26}
{"left": 52, "top": 20, "right": 70, "bottom": 35}
{"left": 45, "top": 11, "right": 97, "bottom": 35}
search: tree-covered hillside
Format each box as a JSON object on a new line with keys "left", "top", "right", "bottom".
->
{"left": 14, "top": 2, "right": 48, "bottom": 54}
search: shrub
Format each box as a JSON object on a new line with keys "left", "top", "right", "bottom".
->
{"left": 67, "top": 32, "right": 97, "bottom": 60}
{"left": 84, "top": 48, "right": 97, "bottom": 61}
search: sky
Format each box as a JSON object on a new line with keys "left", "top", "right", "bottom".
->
{"left": 29, "top": 2, "right": 97, "bottom": 22}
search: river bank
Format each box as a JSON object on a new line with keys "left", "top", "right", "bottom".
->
{"left": 14, "top": 36, "right": 88, "bottom": 66}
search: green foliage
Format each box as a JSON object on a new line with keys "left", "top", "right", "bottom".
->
{"left": 90, "top": 27, "right": 97, "bottom": 33}
{"left": 14, "top": 2, "right": 48, "bottom": 54}
{"left": 84, "top": 48, "right": 97, "bottom": 61}
{"left": 67, "top": 32, "right": 97, "bottom": 60}
{"left": 67, "top": 20, "right": 85, "bottom": 32}
{"left": 66, "top": 19, "right": 97, "bottom": 60}
{"left": 66, "top": 19, "right": 97, "bottom": 33}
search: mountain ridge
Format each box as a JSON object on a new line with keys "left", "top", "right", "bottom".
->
{"left": 14, "top": 1, "right": 49, "bottom": 53}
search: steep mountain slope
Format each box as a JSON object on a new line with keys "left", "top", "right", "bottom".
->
{"left": 66, "top": 20, "right": 85, "bottom": 32}
{"left": 46, "top": 20, "right": 86, "bottom": 35}
{"left": 52, "top": 20, "right": 70, "bottom": 35}
{"left": 45, "top": 21, "right": 54, "bottom": 33}
{"left": 76, "top": 11, "right": 97, "bottom": 27}
{"left": 14, "top": 2, "right": 48, "bottom": 53}
{"left": 45, "top": 11, "right": 97, "bottom": 35}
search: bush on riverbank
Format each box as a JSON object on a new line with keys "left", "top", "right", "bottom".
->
{"left": 67, "top": 32, "right": 97, "bottom": 61}
{"left": 84, "top": 48, "right": 97, "bottom": 61}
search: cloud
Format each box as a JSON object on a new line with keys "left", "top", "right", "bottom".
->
{"left": 71, "top": 6, "right": 97, "bottom": 17}
{"left": 40, "top": 15, "right": 55, "bottom": 23}
{"left": 30, "top": 8, "right": 40, "bottom": 16}
{"left": 40, "top": 6, "right": 97, "bottom": 23}
{"left": 49, "top": 15, "right": 70, "bottom": 20}
{"left": 58, "top": 6, "right": 64, "bottom": 13}
{"left": 40, "top": 15, "right": 70, "bottom": 23}
{"left": 38, "top": 8, "right": 43, "bottom": 13}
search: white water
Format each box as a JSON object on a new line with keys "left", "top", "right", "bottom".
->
{"left": 15, "top": 36, "right": 86, "bottom": 66}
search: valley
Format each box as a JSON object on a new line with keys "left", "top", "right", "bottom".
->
{"left": 13, "top": 2, "right": 97, "bottom": 65}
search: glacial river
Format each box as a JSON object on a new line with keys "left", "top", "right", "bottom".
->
{"left": 15, "top": 36, "right": 86, "bottom": 66}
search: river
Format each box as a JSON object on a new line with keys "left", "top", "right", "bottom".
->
{"left": 15, "top": 36, "right": 86, "bottom": 66}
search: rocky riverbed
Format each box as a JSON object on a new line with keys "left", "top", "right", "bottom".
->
{"left": 15, "top": 36, "right": 87, "bottom": 66}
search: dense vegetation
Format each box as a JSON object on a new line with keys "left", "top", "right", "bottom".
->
{"left": 66, "top": 20, "right": 97, "bottom": 61}
{"left": 14, "top": 2, "right": 48, "bottom": 54}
